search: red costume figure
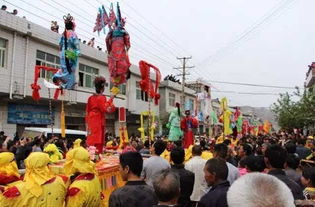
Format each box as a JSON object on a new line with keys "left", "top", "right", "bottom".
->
{"left": 86, "top": 77, "right": 115, "bottom": 154}
{"left": 181, "top": 110, "right": 199, "bottom": 148}
{"left": 105, "top": 3, "right": 131, "bottom": 86}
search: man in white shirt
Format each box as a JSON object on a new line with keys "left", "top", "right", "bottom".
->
{"left": 185, "top": 145, "right": 207, "bottom": 206}
{"left": 142, "top": 140, "right": 170, "bottom": 186}
{"left": 214, "top": 143, "right": 240, "bottom": 185}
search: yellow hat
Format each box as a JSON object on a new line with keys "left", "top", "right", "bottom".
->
{"left": 73, "top": 139, "right": 82, "bottom": 148}
{"left": 64, "top": 147, "right": 95, "bottom": 176}
{"left": 44, "top": 144, "right": 63, "bottom": 163}
{"left": 24, "top": 152, "right": 54, "bottom": 197}
{"left": 0, "top": 152, "right": 19, "bottom": 178}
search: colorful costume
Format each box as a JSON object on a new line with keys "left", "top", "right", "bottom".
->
{"left": 167, "top": 103, "right": 183, "bottom": 141}
{"left": 43, "top": 144, "right": 63, "bottom": 163}
{"left": 64, "top": 147, "right": 103, "bottom": 207}
{"left": 0, "top": 152, "right": 68, "bottom": 207}
{"left": 220, "top": 97, "right": 233, "bottom": 136}
{"left": 0, "top": 152, "right": 20, "bottom": 191}
{"left": 105, "top": 3, "right": 131, "bottom": 87}
{"left": 86, "top": 94, "right": 115, "bottom": 154}
{"left": 52, "top": 14, "right": 80, "bottom": 89}
{"left": 180, "top": 108, "right": 198, "bottom": 149}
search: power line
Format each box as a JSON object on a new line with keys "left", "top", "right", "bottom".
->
{"left": 198, "top": 0, "right": 297, "bottom": 69}
{"left": 207, "top": 80, "right": 296, "bottom": 89}
{"left": 120, "top": 0, "right": 189, "bottom": 56}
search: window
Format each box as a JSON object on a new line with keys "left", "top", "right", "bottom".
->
{"left": 0, "top": 38, "right": 7, "bottom": 68}
{"left": 109, "top": 82, "right": 126, "bottom": 95}
{"left": 169, "top": 92, "right": 176, "bottom": 107}
{"left": 78, "top": 64, "right": 99, "bottom": 88}
{"left": 36, "top": 50, "right": 60, "bottom": 80}
{"left": 136, "top": 81, "right": 148, "bottom": 101}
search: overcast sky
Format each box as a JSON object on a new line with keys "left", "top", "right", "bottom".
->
{"left": 2, "top": 0, "right": 313, "bottom": 107}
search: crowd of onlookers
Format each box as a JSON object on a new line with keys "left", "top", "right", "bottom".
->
{"left": 1, "top": 5, "right": 18, "bottom": 15}
{"left": 1, "top": 129, "right": 315, "bottom": 206}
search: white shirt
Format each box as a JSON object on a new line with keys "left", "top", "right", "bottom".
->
{"left": 226, "top": 162, "right": 240, "bottom": 185}
{"left": 185, "top": 156, "right": 207, "bottom": 202}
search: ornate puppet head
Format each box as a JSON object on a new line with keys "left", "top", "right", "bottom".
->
{"left": 63, "top": 13, "right": 75, "bottom": 30}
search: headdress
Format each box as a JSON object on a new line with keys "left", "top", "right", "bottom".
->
{"left": 63, "top": 13, "right": 75, "bottom": 29}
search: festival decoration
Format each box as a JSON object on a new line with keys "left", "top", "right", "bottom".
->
{"left": 94, "top": 3, "right": 131, "bottom": 94}
{"left": 118, "top": 107, "right": 129, "bottom": 148}
{"left": 52, "top": 13, "right": 80, "bottom": 90}
{"left": 138, "top": 111, "right": 156, "bottom": 141}
{"left": 220, "top": 97, "right": 233, "bottom": 136}
{"left": 167, "top": 103, "right": 183, "bottom": 142}
{"left": 234, "top": 107, "right": 243, "bottom": 133}
{"left": 180, "top": 102, "right": 199, "bottom": 148}
{"left": 263, "top": 120, "right": 272, "bottom": 134}
{"left": 138, "top": 60, "right": 161, "bottom": 105}
{"left": 31, "top": 66, "right": 61, "bottom": 101}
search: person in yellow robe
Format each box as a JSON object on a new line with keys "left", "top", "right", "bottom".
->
{"left": 44, "top": 143, "right": 63, "bottom": 163}
{"left": 0, "top": 152, "right": 21, "bottom": 191}
{"left": 64, "top": 147, "right": 104, "bottom": 207}
{"left": 0, "top": 152, "right": 68, "bottom": 207}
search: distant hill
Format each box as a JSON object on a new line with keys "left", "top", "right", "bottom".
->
{"left": 239, "top": 106, "right": 279, "bottom": 131}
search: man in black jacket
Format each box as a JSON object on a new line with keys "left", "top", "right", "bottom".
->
{"left": 171, "top": 147, "right": 195, "bottom": 207}
{"left": 265, "top": 144, "right": 304, "bottom": 200}
{"left": 198, "top": 158, "right": 229, "bottom": 207}
{"left": 109, "top": 152, "right": 157, "bottom": 207}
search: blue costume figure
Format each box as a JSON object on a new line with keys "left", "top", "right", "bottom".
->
{"left": 53, "top": 14, "right": 80, "bottom": 89}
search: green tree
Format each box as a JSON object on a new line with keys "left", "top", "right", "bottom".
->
{"left": 272, "top": 87, "right": 315, "bottom": 131}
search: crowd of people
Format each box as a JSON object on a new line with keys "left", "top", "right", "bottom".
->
{"left": 1, "top": 130, "right": 315, "bottom": 206}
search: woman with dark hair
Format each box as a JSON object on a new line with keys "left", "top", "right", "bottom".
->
{"left": 86, "top": 76, "right": 115, "bottom": 154}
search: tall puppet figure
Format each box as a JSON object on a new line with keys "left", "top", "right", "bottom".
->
{"left": 52, "top": 14, "right": 80, "bottom": 89}
{"left": 86, "top": 77, "right": 115, "bottom": 154}
{"left": 105, "top": 3, "right": 131, "bottom": 94}
{"left": 180, "top": 105, "right": 199, "bottom": 148}
{"left": 167, "top": 103, "right": 183, "bottom": 142}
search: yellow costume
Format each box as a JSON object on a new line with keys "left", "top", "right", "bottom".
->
{"left": 0, "top": 152, "right": 68, "bottom": 207}
{"left": 216, "top": 135, "right": 224, "bottom": 144}
{"left": 44, "top": 144, "right": 63, "bottom": 163}
{"left": 0, "top": 152, "right": 21, "bottom": 190}
{"left": 201, "top": 151, "right": 213, "bottom": 160}
{"left": 161, "top": 149, "right": 171, "bottom": 162}
{"left": 65, "top": 147, "right": 103, "bottom": 207}
{"left": 185, "top": 145, "right": 193, "bottom": 162}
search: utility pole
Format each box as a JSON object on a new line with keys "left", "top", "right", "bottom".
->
{"left": 174, "top": 56, "right": 195, "bottom": 111}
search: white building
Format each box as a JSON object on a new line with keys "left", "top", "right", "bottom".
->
{"left": 0, "top": 10, "right": 158, "bottom": 137}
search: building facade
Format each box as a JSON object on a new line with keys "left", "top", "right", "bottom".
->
{"left": 0, "top": 11, "right": 158, "bottom": 137}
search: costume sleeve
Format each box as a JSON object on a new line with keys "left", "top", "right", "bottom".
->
{"left": 123, "top": 32, "right": 130, "bottom": 50}
{"left": 98, "top": 96, "right": 116, "bottom": 113}
{"left": 66, "top": 187, "right": 86, "bottom": 207}
{"left": 192, "top": 117, "right": 199, "bottom": 128}
{"left": 105, "top": 32, "right": 112, "bottom": 53}
{"left": 180, "top": 118, "right": 186, "bottom": 130}
{"left": 72, "top": 33, "right": 80, "bottom": 56}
